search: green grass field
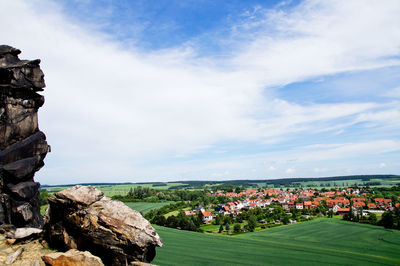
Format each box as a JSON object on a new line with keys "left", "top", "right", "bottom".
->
{"left": 255, "top": 177, "right": 400, "bottom": 189}
{"left": 40, "top": 201, "right": 172, "bottom": 216}
{"left": 153, "top": 218, "right": 400, "bottom": 265}
{"left": 122, "top": 202, "right": 173, "bottom": 214}
{"left": 41, "top": 182, "right": 186, "bottom": 196}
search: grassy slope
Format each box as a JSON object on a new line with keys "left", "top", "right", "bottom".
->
{"left": 153, "top": 218, "right": 400, "bottom": 266}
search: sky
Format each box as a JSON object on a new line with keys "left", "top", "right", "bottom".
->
{"left": 1, "top": 0, "right": 400, "bottom": 185}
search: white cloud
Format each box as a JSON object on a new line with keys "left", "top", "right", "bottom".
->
{"left": 211, "top": 170, "right": 230, "bottom": 178}
{"left": 233, "top": 0, "right": 400, "bottom": 85}
{"left": 1, "top": 0, "right": 399, "bottom": 183}
{"left": 384, "top": 87, "right": 400, "bottom": 98}
{"left": 285, "top": 168, "right": 295, "bottom": 174}
{"left": 314, "top": 168, "right": 327, "bottom": 173}
{"left": 299, "top": 140, "right": 400, "bottom": 162}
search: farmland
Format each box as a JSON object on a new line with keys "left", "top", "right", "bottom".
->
{"left": 153, "top": 218, "right": 400, "bottom": 265}
{"left": 123, "top": 202, "right": 174, "bottom": 214}
{"left": 40, "top": 200, "right": 173, "bottom": 216}
{"left": 41, "top": 182, "right": 186, "bottom": 196}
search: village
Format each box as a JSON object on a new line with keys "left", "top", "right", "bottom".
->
{"left": 182, "top": 187, "right": 398, "bottom": 226}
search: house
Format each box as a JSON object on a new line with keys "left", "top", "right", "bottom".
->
{"left": 184, "top": 211, "right": 196, "bottom": 216}
{"left": 336, "top": 208, "right": 350, "bottom": 215}
{"left": 351, "top": 197, "right": 365, "bottom": 203}
{"left": 375, "top": 198, "right": 392, "bottom": 209}
{"left": 235, "top": 201, "right": 244, "bottom": 210}
{"left": 226, "top": 202, "right": 236, "bottom": 210}
{"left": 311, "top": 201, "right": 319, "bottom": 208}
{"left": 249, "top": 203, "right": 256, "bottom": 209}
{"left": 278, "top": 197, "right": 287, "bottom": 204}
{"left": 202, "top": 211, "right": 213, "bottom": 223}
{"left": 296, "top": 203, "right": 303, "bottom": 210}
{"left": 264, "top": 199, "right": 272, "bottom": 206}
{"left": 367, "top": 203, "right": 377, "bottom": 209}
{"left": 194, "top": 206, "right": 205, "bottom": 213}
{"left": 320, "top": 191, "right": 336, "bottom": 198}
{"left": 352, "top": 202, "right": 365, "bottom": 209}
{"left": 332, "top": 205, "right": 341, "bottom": 213}
{"left": 242, "top": 199, "right": 250, "bottom": 207}
{"left": 303, "top": 201, "right": 312, "bottom": 209}
{"left": 326, "top": 197, "right": 349, "bottom": 207}
{"left": 214, "top": 206, "right": 225, "bottom": 214}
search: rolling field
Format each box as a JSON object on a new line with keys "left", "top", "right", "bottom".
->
{"left": 124, "top": 202, "right": 173, "bottom": 214}
{"left": 41, "top": 182, "right": 186, "bottom": 196}
{"left": 153, "top": 218, "right": 400, "bottom": 265}
{"left": 40, "top": 200, "right": 172, "bottom": 216}
{"left": 255, "top": 177, "right": 400, "bottom": 189}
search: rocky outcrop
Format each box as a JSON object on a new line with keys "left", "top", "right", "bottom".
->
{"left": 42, "top": 249, "right": 104, "bottom": 266}
{"left": 44, "top": 185, "right": 163, "bottom": 265}
{"left": 0, "top": 45, "right": 50, "bottom": 228}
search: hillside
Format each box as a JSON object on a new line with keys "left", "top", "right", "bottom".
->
{"left": 153, "top": 218, "right": 400, "bottom": 265}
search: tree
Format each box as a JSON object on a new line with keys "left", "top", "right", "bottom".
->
{"left": 223, "top": 215, "right": 232, "bottom": 225}
{"left": 380, "top": 211, "right": 394, "bottom": 229}
{"left": 187, "top": 220, "right": 195, "bottom": 231}
{"left": 166, "top": 215, "right": 178, "bottom": 228}
{"left": 248, "top": 215, "right": 257, "bottom": 232}
{"left": 219, "top": 224, "right": 223, "bottom": 233}
{"left": 214, "top": 214, "right": 223, "bottom": 225}
{"left": 233, "top": 223, "right": 241, "bottom": 233}
{"left": 152, "top": 215, "right": 166, "bottom": 226}
{"left": 197, "top": 211, "right": 204, "bottom": 224}
{"left": 39, "top": 191, "right": 49, "bottom": 206}
{"left": 368, "top": 213, "right": 377, "bottom": 225}
{"left": 225, "top": 223, "right": 230, "bottom": 231}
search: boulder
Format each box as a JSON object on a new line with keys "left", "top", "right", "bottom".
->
{"left": 0, "top": 45, "right": 49, "bottom": 228}
{"left": 42, "top": 249, "right": 104, "bottom": 266}
{"left": 44, "top": 185, "right": 163, "bottom": 265}
{"left": 6, "top": 227, "right": 42, "bottom": 240}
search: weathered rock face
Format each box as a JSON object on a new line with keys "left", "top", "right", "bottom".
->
{"left": 0, "top": 45, "right": 50, "bottom": 228}
{"left": 44, "top": 185, "right": 163, "bottom": 265}
{"left": 42, "top": 249, "right": 105, "bottom": 266}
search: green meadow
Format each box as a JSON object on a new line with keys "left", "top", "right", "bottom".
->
{"left": 152, "top": 218, "right": 400, "bottom": 266}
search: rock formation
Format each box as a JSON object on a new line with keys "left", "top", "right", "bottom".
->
{"left": 42, "top": 249, "right": 105, "bottom": 266}
{"left": 44, "top": 185, "right": 163, "bottom": 265}
{"left": 0, "top": 45, "right": 50, "bottom": 228}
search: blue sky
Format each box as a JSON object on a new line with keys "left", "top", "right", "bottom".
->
{"left": 1, "top": 0, "right": 400, "bottom": 185}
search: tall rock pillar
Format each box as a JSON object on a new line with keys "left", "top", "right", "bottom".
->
{"left": 0, "top": 45, "right": 50, "bottom": 228}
